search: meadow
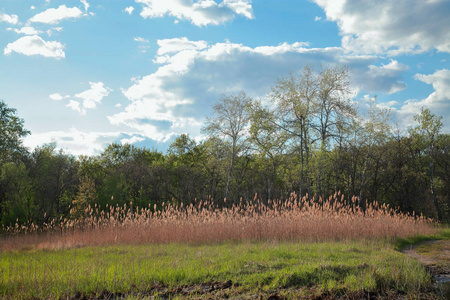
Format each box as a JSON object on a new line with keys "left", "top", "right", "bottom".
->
{"left": 0, "top": 193, "right": 445, "bottom": 299}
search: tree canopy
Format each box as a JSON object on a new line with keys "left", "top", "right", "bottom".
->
{"left": 1, "top": 66, "right": 450, "bottom": 228}
{"left": 0, "top": 100, "right": 29, "bottom": 165}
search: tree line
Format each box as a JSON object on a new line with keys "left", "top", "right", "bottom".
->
{"left": 1, "top": 65, "right": 450, "bottom": 228}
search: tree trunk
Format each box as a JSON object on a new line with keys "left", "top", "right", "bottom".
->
{"left": 225, "top": 144, "right": 236, "bottom": 202}
{"left": 429, "top": 160, "right": 442, "bottom": 221}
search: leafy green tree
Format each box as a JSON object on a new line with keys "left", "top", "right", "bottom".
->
{"left": 0, "top": 162, "right": 36, "bottom": 226}
{"left": 167, "top": 134, "right": 208, "bottom": 203}
{"left": 29, "top": 144, "right": 79, "bottom": 222}
{"left": 409, "top": 107, "right": 444, "bottom": 221}
{"left": 196, "top": 137, "right": 228, "bottom": 202}
{"left": 0, "top": 100, "right": 30, "bottom": 165}
{"left": 70, "top": 175, "right": 97, "bottom": 220}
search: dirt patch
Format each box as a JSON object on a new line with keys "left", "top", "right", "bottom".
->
{"left": 402, "top": 239, "right": 450, "bottom": 298}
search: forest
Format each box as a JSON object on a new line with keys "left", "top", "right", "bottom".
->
{"left": 1, "top": 65, "right": 450, "bottom": 229}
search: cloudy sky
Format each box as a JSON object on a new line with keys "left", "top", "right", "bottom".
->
{"left": 1, "top": 0, "right": 449, "bottom": 156}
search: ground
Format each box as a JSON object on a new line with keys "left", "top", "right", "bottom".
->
{"left": 402, "top": 239, "right": 450, "bottom": 299}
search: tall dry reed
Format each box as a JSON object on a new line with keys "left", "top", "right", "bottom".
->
{"left": 0, "top": 193, "right": 436, "bottom": 251}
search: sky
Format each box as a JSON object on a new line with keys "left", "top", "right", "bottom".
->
{"left": 0, "top": 0, "right": 449, "bottom": 156}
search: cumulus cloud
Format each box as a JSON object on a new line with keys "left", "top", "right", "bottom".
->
{"left": 55, "top": 82, "right": 111, "bottom": 115}
{"left": 29, "top": 5, "right": 84, "bottom": 24}
{"left": 49, "top": 93, "right": 68, "bottom": 101}
{"left": 313, "top": 0, "right": 450, "bottom": 55}
{"left": 353, "top": 59, "right": 409, "bottom": 94}
{"left": 72, "top": 82, "right": 112, "bottom": 114}
{"left": 109, "top": 38, "right": 408, "bottom": 143}
{"left": 0, "top": 13, "right": 19, "bottom": 24}
{"left": 8, "top": 26, "right": 43, "bottom": 35}
{"left": 121, "top": 135, "right": 145, "bottom": 145}
{"left": 135, "top": 0, "right": 254, "bottom": 26}
{"left": 4, "top": 35, "right": 65, "bottom": 59}
{"left": 23, "top": 128, "right": 125, "bottom": 156}
{"left": 124, "top": 6, "right": 135, "bottom": 15}
{"left": 67, "top": 100, "right": 84, "bottom": 115}
{"left": 394, "top": 69, "right": 450, "bottom": 129}
{"left": 156, "top": 37, "right": 208, "bottom": 55}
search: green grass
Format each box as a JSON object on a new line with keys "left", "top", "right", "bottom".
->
{"left": 394, "top": 227, "right": 450, "bottom": 251}
{"left": 0, "top": 239, "right": 435, "bottom": 299}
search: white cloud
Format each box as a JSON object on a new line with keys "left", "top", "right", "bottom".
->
{"left": 57, "top": 82, "right": 111, "bottom": 115}
{"left": 134, "top": 37, "right": 150, "bottom": 52}
{"left": 67, "top": 100, "right": 84, "bottom": 115}
{"left": 125, "top": 6, "right": 135, "bottom": 15}
{"left": 224, "top": 0, "right": 253, "bottom": 19}
{"left": 109, "top": 38, "right": 407, "bottom": 143}
{"left": 47, "top": 26, "right": 63, "bottom": 36}
{"left": 156, "top": 37, "right": 208, "bottom": 55}
{"left": 8, "top": 26, "right": 43, "bottom": 35}
{"left": 395, "top": 69, "right": 450, "bottom": 129}
{"left": 23, "top": 128, "right": 125, "bottom": 156}
{"left": 31, "top": 6, "right": 36, "bottom": 10}
{"left": 0, "top": 13, "right": 19, "bottom": 24}
{"left": 49, "top": 93, "right": 68, "bottom": 101}
{"left": 80, "top": 0, "right": 90, "bottom": 11}
{"left": 414, "top": 69, "right": 450, "bottom": 102}
{"left": 313, "top": 0, "right": 450, "bottom": 55}
{"left": 314, "top": 16, "right": 322, "bottom": 21}
{"left": 353, "top": 59, "right": 409, "bottom": 94}
{"left": 136, "top": 0, "right": 254, "bottom": 26}
{"left": 4, "top": 35, "right": 65, "bottom": 59}
{"left": 74, "top": 81, "right": 112, "bottom": 112}
{"left": 121, "top": 135, "right": 145, "bottom": 145}
{"left": 134, "top": 37, "right": 149, "bottom": 43}
{"left": 29, "top": 5, "right": 84, "bottom": 24}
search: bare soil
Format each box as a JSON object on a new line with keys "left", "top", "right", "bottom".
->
{"left": 402, "top": 239, "right": 450, "bottom": 299}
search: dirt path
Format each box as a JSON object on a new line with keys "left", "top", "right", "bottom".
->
{"left": 402, "top": 239, "right": 450, "bottom": 297}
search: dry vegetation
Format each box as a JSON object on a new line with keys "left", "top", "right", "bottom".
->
{"left": 0, "top": 193, "right": 436, "bottom": 252}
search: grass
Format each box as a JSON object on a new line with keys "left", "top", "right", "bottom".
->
{"left": 395, "top": 227, "right": 450, "bottom": 251}
{"left": 0, "top": 239, "right": 435, "bottom": 299}
{"left": 0, "top": 194, "right": 441, "bottom": 299}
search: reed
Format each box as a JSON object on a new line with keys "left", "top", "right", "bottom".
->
{"left": 0, "top": 193, "right": 436, "bottom": 251}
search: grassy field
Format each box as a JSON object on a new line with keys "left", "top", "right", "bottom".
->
{"left": 0, "top": 196, "right": 445, "bottom": 299}
{"left": 0, "top": 237, "right": 443, "bottom": 299}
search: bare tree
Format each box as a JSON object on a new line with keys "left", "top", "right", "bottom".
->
{"left": 202, "top": 91, "right": 252, "bottom": 201}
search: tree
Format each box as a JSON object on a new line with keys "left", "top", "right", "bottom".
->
{"left": 168, "top": 134, "right": 196, "bottom": 157}
{"left": 409, "top": 107, "right": 444, "bottom": 221}
{"left": 269, "top": 67, "right": 318, "bottom": 196}
{"left": 0, "top": 162, "right": 36, "bottom": 226}
{"left": 249, "top": 100, "right": 287, "bottom": 200}
{"left": 70, "top": 175, "right": 97, "bottom": 220}
{"left": 167, "top": 134, "right": 208, "bottom": 203}
{"left": 202, "top": 91, "right": 252, "bottom": 201}
{"left": 268, "top": 65, "right": 355, "bottom": 196}
{"left": 0, "top": 100, "right": 30, "bottom": 165}
{"left": 29, "top": 144, "right": 79, "bottom": 222}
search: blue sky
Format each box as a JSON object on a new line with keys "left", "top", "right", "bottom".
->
{"left": 0, "top": 0, "right": 449, "bottom": 156}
